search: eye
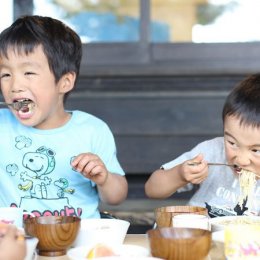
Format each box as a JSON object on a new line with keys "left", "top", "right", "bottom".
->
{"left": 226, "top": 139, "right": 239, "bottom": 149}
{"left": 227, "top": 140, "right": 235, "bottom": 146}
{"left": 24, "top": 72, "right": 36, "bottom": 75}
{"left": 0, "top": 73, "right": 10, "bottom": 79}
{"left": 252, "top": 149, "right": 260, "bottom": 154}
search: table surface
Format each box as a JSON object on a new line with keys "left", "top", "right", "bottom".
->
{"left": 35, "top": 234, "right": 225, "bottom": 260}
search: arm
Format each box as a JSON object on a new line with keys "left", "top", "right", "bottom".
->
{"left": 71, "top": 153, "right": 128, "bottom": 204}
{"left": 145, "top": 154, "right": 208, "bottom": 199}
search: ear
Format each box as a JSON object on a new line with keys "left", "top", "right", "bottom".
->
{"left": 58, "top": 71, "right": 76, "bottom": 94}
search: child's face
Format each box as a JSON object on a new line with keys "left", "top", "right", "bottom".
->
{"left": 224, "top": 115, "right": 260, "bottom": 176}
{"left": 0, "top": 45, "right": 71, "bottom": 129}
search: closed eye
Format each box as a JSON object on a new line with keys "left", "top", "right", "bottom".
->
{"left": 0, "top": 73, "right": 10, "bottom": 79}
{"left": 228, "top": 140, "right": 235, "bottom": 146}
{"left": 25, "top": 72, "right": 36, "bottom": 75}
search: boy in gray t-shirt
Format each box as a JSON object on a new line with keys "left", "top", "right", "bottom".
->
{"left": 145, "top": 74, "right": 260, "bottom": 217}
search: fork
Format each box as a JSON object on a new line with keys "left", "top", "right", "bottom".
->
{"left": 0, "top": 101, "right": 29, "bottom": 111}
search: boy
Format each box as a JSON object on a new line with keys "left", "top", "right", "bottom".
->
{"left": 0, "top": 15, "right": 128, "bottom": 218}
{"left": 145, "top": 74, "right": 260, "bottom": 217}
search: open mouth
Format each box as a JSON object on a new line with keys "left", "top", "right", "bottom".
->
{"left": 13, "top": 99, "right": 35, "bottom": 114}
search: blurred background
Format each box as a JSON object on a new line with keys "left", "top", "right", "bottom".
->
{"left": 2, "top": 0, "right": 260, "bottom": 232}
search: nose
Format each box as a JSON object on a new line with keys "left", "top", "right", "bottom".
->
{"left": 10, "top": 75, "right": 25, "bottom": 93}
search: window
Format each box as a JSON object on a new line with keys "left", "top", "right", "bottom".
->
{"left": 4, "top": 0, "right": 260, "bottom": 75}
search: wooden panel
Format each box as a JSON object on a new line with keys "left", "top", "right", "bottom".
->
{"left": 115, "top": 135, "right": 217, "bottom": 173}
{"left": 66, "top": 94, "right": 225, "bottom": 136}
{"left": 66, "top": 75, "right": 231, "bottom": 175}
{"left": 75, "top": 75, "right": 243, "bottom": 91}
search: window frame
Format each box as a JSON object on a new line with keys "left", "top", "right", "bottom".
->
{"left": 14, "top": 0, "right": 260, "bottom": 77}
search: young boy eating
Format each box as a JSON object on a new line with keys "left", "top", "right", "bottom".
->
{"left": 0, "top": 15, "right": 128, "bottom": 218}
{"left": 145, "top": 74, "right": 260, "bottom": 217}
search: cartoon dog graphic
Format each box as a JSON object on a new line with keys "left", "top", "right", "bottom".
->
{"left": 18, "top": 146, "right": 54, "bottom": 199}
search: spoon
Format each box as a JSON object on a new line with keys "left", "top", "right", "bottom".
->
{"left": 0, "top": 100, "right": 30, "bottom": 111}
{"left": 188, "top": 162, "right": 240, "bottom": 170}
{"left": 188, "top": 162, "right": 260, "bottom": 178}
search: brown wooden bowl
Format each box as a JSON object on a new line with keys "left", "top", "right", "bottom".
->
{"left": 155, "top": 205, "right": 208, "bottom": 227}
{"left": 147, "top": 227, "right": 212, "bottom": 260}
{"left": 24, "top": 216, "right": 81, "bottom": 256}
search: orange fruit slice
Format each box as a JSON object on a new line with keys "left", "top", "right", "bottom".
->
{"left": 86, "top": 243, "right": 116, "bottom": 259}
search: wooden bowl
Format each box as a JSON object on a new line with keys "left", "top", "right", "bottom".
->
{"left": 155, "top": 205, "right": 208, "bottom": 227}
{"left": 147, "top": 227, "right": 212, "bottom": 260}
{"left": 24, "top": 216, "right": 81, "bottom": 256}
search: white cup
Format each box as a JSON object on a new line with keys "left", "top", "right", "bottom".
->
{"left": 0, "top": 207, "right": 34, "bottom": 228}
{"left": 172, "top": 213, "right": 210, "bottom": 230}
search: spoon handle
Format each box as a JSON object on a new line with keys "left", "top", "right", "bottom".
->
{"left": 188, "top": 162, "right": 234, "bottom": 167}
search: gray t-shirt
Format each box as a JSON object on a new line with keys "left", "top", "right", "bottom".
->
{"left": 162, "top": 137, "right": 260, "bottom": 217}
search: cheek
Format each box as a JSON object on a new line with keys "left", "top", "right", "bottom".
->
{"left": 225, "top": 144, "right": 235, "bottom": 161}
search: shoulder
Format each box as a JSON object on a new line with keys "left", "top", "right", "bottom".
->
{"left": 194, "top": 137, "right": 224, "bottom": 150}
{"left": 70, "top": 110, "right": 112, "bottom": 133}
{"left": 195, "top": 137, "right": 225, "bottom": 162}
{"left": 0, "top": 109, "right": 16, "bottom": 125}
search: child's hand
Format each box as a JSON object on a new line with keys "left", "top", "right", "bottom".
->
{"left": 0, "top": 225, "right": 26, "bottom": 260}
{"left": 71, "top": 153, "right": 109, "bottom": 186}
{"left": 180, "top": 154, "right": 208, "bottom": 184}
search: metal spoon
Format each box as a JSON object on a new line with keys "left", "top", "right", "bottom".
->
{"left": 0, "top": 100, "right": 30, "bottom": 111}
{"left": 188, "top": 162, "right": 260, "bottom": 178}
{"left": 188, "top": 162, "right": 239, "bottom": 170}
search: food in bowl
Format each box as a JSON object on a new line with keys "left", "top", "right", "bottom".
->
{"left": 210, "top": 215, "right": 260, "bottom": 232}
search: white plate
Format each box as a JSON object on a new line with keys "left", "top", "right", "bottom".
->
{"left": 67, "top": 244, "right": 151, "bottom": 260}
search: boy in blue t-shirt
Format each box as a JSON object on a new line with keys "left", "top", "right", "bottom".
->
{"left": 0, "top": 15, "right": 128, "bottom": 218}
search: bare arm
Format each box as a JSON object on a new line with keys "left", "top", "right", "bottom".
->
{"left": 71, "top": 152, "right": 128, "bottom": 204}
{"left": 97, "top": 173, "right": 128, "bottom": 204}
{"left": 145, "top": 154, "right": 208, "bottom": 199}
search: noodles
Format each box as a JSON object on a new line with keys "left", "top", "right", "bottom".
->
{"left": 217, "top": 217, "right": 260, "bottom": 226}
{"left": 238, "top": 169, "right": 257, "bottom": 210}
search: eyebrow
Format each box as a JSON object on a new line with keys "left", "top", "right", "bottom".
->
{"left": 20, "top": 61, "right": 42, "bottom": 68}
{"left": 224, "top": 131, "right": 235, "bottom": 139}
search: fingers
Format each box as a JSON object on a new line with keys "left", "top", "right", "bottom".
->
{"left": 71, "top": 153, "right": 108, "bottom": 179}
{"left": 0, "top": 225, "right": 26, "bottom": 260}
{"left": 183, "top": 155, "right": 208, "bottom": 184}
{"left": 188, "top": 153, "right": 206, "bottom": 165}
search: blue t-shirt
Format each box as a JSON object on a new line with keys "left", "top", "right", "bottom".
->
{"left": 0, "top": 109, "right": 124, "bottom": 218}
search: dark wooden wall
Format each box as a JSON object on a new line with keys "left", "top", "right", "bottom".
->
{"left": 65, "top": 42, "right": 260, "bottom": 199}
{"left": 66, "top": 75, "right": 247, "bottom": 198}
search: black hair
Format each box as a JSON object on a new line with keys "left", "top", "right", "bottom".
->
{"left": 222, "top": 74, "right": 260, "bottom": 128}
{"left": 0, "top": 15, "right": 82, "bottom": 101}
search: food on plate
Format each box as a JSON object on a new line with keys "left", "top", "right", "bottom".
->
{"left": 86, "top": 243, "right": 116, "bottom": 259}
{"left": 238, "top": 169, "right": 257, "bottom": 210}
